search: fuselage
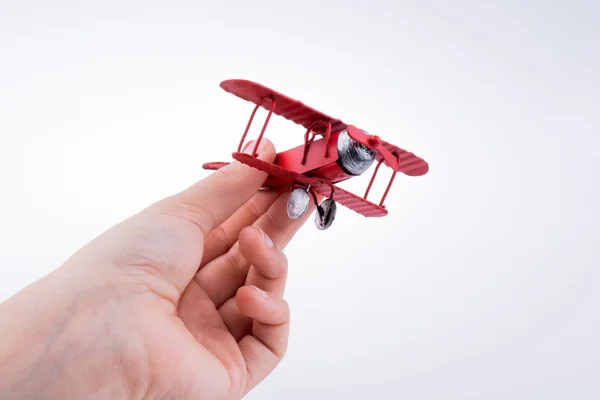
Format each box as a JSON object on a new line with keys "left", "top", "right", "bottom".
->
{"left": 274, "top": 130, "right": 357, "bottom": 185}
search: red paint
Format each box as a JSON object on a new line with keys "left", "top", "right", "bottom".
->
{"left": 202, "top": 79, "right": 429, "bottom": 218}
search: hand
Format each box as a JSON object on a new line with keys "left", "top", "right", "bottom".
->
{"left": 0, "top": 139, "right": 316, "bottom": 399}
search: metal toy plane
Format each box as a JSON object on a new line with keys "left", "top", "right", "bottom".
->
{"left": 203, "top": 79, "right": 429, "bottom": 230}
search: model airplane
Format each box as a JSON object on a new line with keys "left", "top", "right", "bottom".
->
{"left": 202, "top": 79, "right": 429, "bottom": 230}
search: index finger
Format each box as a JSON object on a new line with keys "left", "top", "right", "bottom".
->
{"left": 164, "top": 139, "right": 276, "bottom": 237}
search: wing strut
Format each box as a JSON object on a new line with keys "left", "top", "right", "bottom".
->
{"left": 363, "top": 157, "right": 399, "bottom": 207}
{"left": 237, "top": 96, "right": 276, "bottom": 156}
{"left": 301, "top": 120, "right": 333, "bottom": 164}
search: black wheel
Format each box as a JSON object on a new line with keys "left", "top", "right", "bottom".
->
{"left": 314, "top": 198, "right": 337, "bottom": 230}
{"left": 287, "top": 187, "right": 310, "bottom": 219}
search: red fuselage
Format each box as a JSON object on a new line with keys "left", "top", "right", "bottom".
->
{"left": 273, "top": 130, "right": 355, "bottom": 185}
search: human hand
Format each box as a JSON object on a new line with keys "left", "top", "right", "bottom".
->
{"left": 0, "top": 139, "right": 316, "bottom": 399}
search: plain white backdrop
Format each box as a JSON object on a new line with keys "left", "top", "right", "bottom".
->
{"left": 1, "top": 1, "right": 599, "bottom": 399}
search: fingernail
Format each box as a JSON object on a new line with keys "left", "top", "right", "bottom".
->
{"left": 263, "top": 231, "right": 275, "bottom": 248}
{"left": 255, "top": 286, "right": 269, "bottom": 299}
{"left": 242, "top": 141, "right": 255, "bottom": 154}
{"left": 255, "top": 226, "right": 274, "bottom": 248}
{"left": 243, "top": 139, "right": 269, "bottom": 155}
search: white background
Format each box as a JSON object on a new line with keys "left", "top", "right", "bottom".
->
{"left": 1, "top": 1, "right": 599, "bottom": 399}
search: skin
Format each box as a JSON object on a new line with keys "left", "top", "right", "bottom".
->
{"left": 0, "top": 138, "right": 318, "bottom": 399}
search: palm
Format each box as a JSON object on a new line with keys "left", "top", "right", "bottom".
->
{"left": 148, "top": 297, "right": 238, "bottom": 399}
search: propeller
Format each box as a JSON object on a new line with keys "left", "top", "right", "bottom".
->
{"left": 345, "top": 125, "right": 399, "bottom": 171}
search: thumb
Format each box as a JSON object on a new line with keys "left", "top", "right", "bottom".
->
{"left": 153, "top": 138, "right": 277, "bottom": 237}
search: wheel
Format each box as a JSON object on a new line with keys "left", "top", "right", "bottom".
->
{"left": 287, "top": 187, "right": 310, "bottom": 219}
{"left": 314, "top": 198, "right": 337, "bottom": 230}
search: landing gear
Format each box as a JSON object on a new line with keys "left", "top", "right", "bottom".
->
{"left": 314, "top": 198, "right": 337, "bottom": 230}
{"left": 287, "top": 187, "right": 311, "bottom": 220}
{"left": 286, "top": 179, "right": 337, "bottom": 230}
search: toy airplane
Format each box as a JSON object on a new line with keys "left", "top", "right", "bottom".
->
{"left": 203, "top": 79, "right": 429, "bottom": 230}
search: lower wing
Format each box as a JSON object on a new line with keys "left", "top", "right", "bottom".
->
{"left": 203, "top": 155, "right": 388, "bottom": 218}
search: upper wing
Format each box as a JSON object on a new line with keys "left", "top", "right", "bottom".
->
{"left": 221, "top": 79, "right": 429, "bottom": 177}
{"left": 344, "top": 125, "right": 429, "bottom": 177}
{"left": 220, "top": 79, "right": 347, "bottom": 134}
{"left": 379, "top": 140, "right": 429, "bottom": 176}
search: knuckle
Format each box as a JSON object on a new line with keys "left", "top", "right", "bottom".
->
{"left": 157, "top": 195, "right": 216, "bottom": 238}
{"left": 210, "top": 224, "right": 230, "bottom": 247}
{"left": 226, "top": 246, "right": 249, "bottom": 273}
{"left": 263, "top": 211, "right": 286, "bottom": 240}
{"left": 215, "top": 162, "right": 242, "bottom": 180}
{"left": 241, "top": 199, "right": 263, "bottom": 221}
{"left": 215, "top": 162, "right": 255, "bottom": 191}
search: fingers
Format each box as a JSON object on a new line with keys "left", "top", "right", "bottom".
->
{"left": 219, "top": 299, "right": 248, "bottom": 340}
{"left": 236, "top": 285, "right": 289, "bottom": 327}
{"left": 219, "top": 226, "right": 288, "bottom": 340}
{"left": 211, "top": 226, "right": 291, "bottom": 393}
{"left": 176, "top": 279, "right": 242, "bottom": 376}
{"left": 194, "top": 190, "right": 318, "bottom": 308}
{"left": 157, "top": 139, "right": 276, "bottom": 237}
{"left": 200, "top": 189, "right": 282, "bottom": 268}
{"left": 236, "top": 285, "right": 290, "bottom": 394}
{"left": 239, "top": 226, "right": 288, "bottom": 289}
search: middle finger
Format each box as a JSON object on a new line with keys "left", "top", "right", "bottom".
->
{"left": 193, "top": 190, "right": 319, "bottom": 308}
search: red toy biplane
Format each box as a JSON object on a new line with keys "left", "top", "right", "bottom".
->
{"left": 203, "top": 79, "right": 429, "bottom": 230}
